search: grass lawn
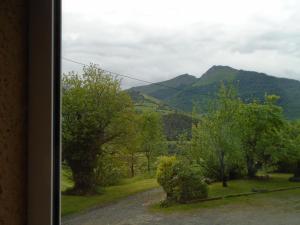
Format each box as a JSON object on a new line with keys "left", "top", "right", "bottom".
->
{"left": 61, "top": 176, "right": 159, "bottom": 216}
{"left": 151, "top": 173, "right": 300, "bottom": 213}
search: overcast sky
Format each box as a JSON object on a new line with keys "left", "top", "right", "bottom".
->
{"left": 62, "top": 0, "right": 300, "bottom": 88}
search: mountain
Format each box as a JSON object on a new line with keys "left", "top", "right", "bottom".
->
{"left": 129, "top": 66, "right": 300, "bottom": 120}
{"left": 127, "top": 90, "right": 175, "bottom": 114}
{"left": 129, "top": 74, "right": 197, "bottom": 100}
{"left": 193, "top": 65, "right": 238, "bottom": 87}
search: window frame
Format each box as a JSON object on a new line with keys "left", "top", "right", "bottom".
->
{"left": 28, "top": 0, "right": 61, "bottom": 224}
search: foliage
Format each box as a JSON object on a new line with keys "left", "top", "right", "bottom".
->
{"left": 238, "top": 95, "right": 285, "bottom": 177}
{"left": 140, "top": 111, "right": 167, "bottom": 172}
{"left": 95, "top": 151, "right": 126, "bottom": 186}
{"left": 62, "top": 64, "right": 136, "bottom": 194}
{"left": 61, "top": 165, "right": 74, "bottom": 192}
{"left": 156, "top": 156, "right": 178, "bottom": 198}
{"left": 108, "top": 114, "right": 143, "bottom": 178}
{"left": 162, "top": 113, "right": 194, "bottom": 141}
{"left": 175, "top": 132, "right": 191, "bottom": 157}
{"left": 191, "top": 84, "right": 242, "bottom": 187}
{"left": 157, "top": 156, "right": 208, "bottom": 204}
{"left": 277, "top": 121, "right": 300, "bottom": 177}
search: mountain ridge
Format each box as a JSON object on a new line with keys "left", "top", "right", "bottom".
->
{"left": 129, "top": 66, "right": 300, "bottom": 120}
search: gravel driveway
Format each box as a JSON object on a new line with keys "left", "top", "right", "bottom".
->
{"left": 62, "top": 188, "right": 300, "bottom": 225}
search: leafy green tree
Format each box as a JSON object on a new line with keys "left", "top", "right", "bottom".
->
{"left": 116, "top": 115, "right": 143, "bottom": 178}
{"left": 140, "top": 111, "right": 167, "bottom": 173}
{"left": 278, "top": 121, "right": 300, "bottom": 179}
{"left": 62, "top": 64, "right": 136, "bottom": 194}
{"left": 192, "top": 84, "right": 242, "bottom": 187}
{"left": 122, "top": 141, "right": 141, "bottom": 178}
{"left": 175, "top": 132, "right": 191, "bottom": 158}
{"left": 238, "top": 95, "right": 284, "bottom": 178}
{"left": 291, "top": 121, "right": 300, "bottom": 178}
{"left": 162, "top": 113, "right": 193, "bottom": 141}
{"left": 94, "top": 147, "right": 126, "bottom": 186}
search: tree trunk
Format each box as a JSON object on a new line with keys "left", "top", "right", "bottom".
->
{"left": 220, "top": 165, "right": 228, "bottom": 187}
{"left": 146, "top": 154, "right": 150, "bottom": 173}
{"left": 222, "top": 176, "right": 228, "bottom": 187}
{"left": 69, "top": 160, "right": 97, "bottom": 195}
{"left": 294, "top": 160, "right": 300, "bottom": 178}
{"left": 220, "top": 151, "right": 228, "bottom": 187}
{"left": 246, "top": 155, "right": 257, "bottom": 178}
{"left": 130, "top": 153, "right": 135, "bottom": 177}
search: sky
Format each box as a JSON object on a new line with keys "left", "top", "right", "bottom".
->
{"left": 62, "top": 0, "right": 300, "bottom": 88}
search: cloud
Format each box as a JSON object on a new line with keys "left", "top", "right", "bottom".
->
{"left": 62, "top": 0, "right": 300, "bottom": 88}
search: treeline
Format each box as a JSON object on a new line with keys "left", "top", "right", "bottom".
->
{"left": 155, "top": 84, "right": 300, "bottom": 204}
{"left": 174, "top": 84, "right": 300, "bottom": 187}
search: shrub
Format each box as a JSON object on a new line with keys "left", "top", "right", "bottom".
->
{"left": 156, "top": 156, "right": 178, "bottom": 199}
{"left": 157, "top": 156, "right": 208, "bottom": 204}
{"left": 95, "top": 154, "right": 126, "bottom": 186}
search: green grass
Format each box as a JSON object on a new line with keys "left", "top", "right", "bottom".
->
{"left": 61, "top": 177, "right": 159, "bottom": 216}
{"left": 151, "top": 188, "right": 300, "bottom": 213}
{"left": 208, "top": 173, "right": 298, "bottom": 197}
{"left": 62, "top": 172, "right": 300, "bottom": 216}
{"left": 151, "top": 173, "right": 300, "bottom": 213}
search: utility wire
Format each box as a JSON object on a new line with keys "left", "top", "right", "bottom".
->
{"left": 62, "top": 57, "right": 216, "bottom": 98}
{"left": 63, "top": 57, "right": 186, "bottom": 92}
{"left": 62, "top": 56, "right": 217, "bottom": 118}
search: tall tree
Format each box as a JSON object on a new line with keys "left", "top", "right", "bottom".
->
{"left": 116, "top": 115, "right": 143, "bottom": 178}
{"left": 176, "top": 132, "right": 191, "bottom": 158}
{"left": 62, "top": 64, "right": 136, "bottom": 194}
{"left": 279, "top": 121, "right": 300, "bottom": 179}
{"left": 140, "top": 111, "right": 167, "bottom": 173}
{"left": 238, "top": 95, "right": 284, "bottom": 178}
{"left": 192, "top": 84, "right": 242, "bottom": 187}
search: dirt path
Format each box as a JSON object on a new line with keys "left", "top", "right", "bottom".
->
{"left": 62, "top": 188, "right": 300, "bottom": 225}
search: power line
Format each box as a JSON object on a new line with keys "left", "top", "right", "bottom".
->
{"left": 62, "top": 57, "right": 184, "bottom": 92}
{"left": 62, "top": 56, "right": 216, "bottom": 118}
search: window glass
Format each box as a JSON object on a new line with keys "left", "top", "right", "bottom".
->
{"left": 61, "top": 1, "right": 300, "bottom": 224}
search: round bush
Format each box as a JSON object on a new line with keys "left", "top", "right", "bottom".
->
{"left": 157, "top": 156, "right": 208, "bottom": 203}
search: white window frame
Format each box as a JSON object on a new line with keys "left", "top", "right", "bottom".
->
{"left": 28, "top": 0, "right": 61, "bottom": 224}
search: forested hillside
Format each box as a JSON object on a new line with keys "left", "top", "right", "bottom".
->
{"left": 129, "top": 66, "right": 300, "bottom": 120}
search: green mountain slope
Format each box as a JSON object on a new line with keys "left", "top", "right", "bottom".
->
{"left": 127, "top": 90, "right": 195, "bottom": 141}
{"left": 129, "top": 66, "right": 300, "bottom": 120}
{"left": 129, "top": 74, "right": 197, "bottom": 100}
{"left": 127, "top": 90, "right": 175, "bottom": 114}
{"left": 193, "top": 65, "right": 238, "bottom": 87}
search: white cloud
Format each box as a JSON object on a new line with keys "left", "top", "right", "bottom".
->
{"left": 62, "top": 0, "right": 300, "bottom": 88}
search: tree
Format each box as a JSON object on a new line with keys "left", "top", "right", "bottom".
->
{"left": 279, "top": 121, "right": 300, "bottom": 179}
{"left": 117, "top": 115, "right": 143, "bottom": 178}
{"left": 192, "top": 84, "right": 242, "bottom": 187}
{"left": 62, "top": 64, "right": 136, "bottom": 194}
{"left": 238, "top": 95, "right": 284, "bottom": 178}
{"left": 290, "top": 121, "right": 300, "bottom": 178}
{"left": 140, "top": 111, "right": 167, "bottom": 173}
{"left": 176, "top": 132, "right": 191, "bottom": 158}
